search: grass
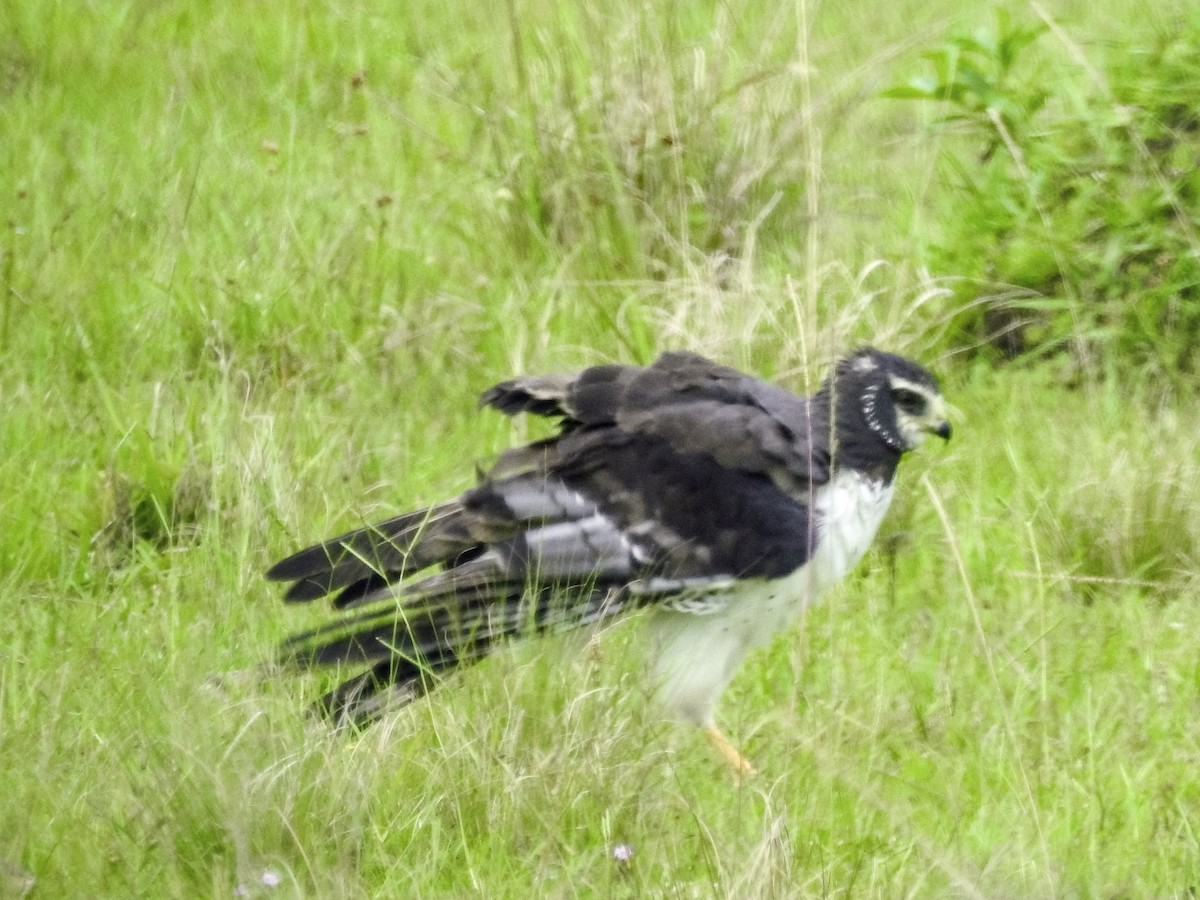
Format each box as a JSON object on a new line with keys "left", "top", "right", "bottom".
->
{"left": 2, "top": 0, "right": 1199, "bottom": 896}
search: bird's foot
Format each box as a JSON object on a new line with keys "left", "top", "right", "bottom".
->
{"left": 704, "top": 723, "right": 757, "bottom": 783}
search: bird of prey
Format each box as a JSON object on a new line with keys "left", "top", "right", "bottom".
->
{"left": 267, "top": 348, "right": 951, "bottom": 775}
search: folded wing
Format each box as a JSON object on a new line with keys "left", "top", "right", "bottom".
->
{"left": 268, "top": 352, "right": 831, "bottom": 725}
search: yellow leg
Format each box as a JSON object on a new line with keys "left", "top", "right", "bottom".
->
{"left": 704, "top": 724, "right": 757, "bottom": 780}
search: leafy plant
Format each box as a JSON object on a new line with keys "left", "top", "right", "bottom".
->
{"left": 887, "top": 12, "right": 1200, "bottom": 377}
{"left": 882, "top": 10, "right": 1047, "bottom": 161}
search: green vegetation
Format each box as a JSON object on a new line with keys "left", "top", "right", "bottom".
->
{"left": 886, "top": 9, "right": 1200, "bottom": 375}
{"left": 2, "top": 0, "right": 1198, "bottom": 896}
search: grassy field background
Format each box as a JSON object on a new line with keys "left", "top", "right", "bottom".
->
{"left": 3, "top": 0, "right": 1199, "bottom": 896}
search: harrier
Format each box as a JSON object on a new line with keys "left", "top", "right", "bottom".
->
{"left": 268, "top": 349, "right": 951, "bottom": 774}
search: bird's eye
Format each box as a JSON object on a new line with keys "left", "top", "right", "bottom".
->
{"left": 891, "top": 388, "right": 926, "bottom": 414}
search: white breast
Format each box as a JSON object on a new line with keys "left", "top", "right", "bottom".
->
{"left": 805, "top": 469, "right": 895, "bottom": 595}
{"left": 648, "top": 469, "right": 895, "bottom": 726}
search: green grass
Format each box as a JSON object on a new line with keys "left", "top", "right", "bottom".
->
{"left": 3, "top": 0, "right": 1199, "bottom": 896}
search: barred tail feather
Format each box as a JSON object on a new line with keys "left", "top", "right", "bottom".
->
{"left": 265, "top": 502, "right": 473, "bottom": 606}
{"left": 315, "top": 651, "right": 463, "bottom": 728}
{"left": 283, "top": 571, "right": 634, "bottom": 727}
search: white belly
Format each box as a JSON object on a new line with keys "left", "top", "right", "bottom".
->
{"left": 649, "top": 470, "right": 894, "bottom": 725}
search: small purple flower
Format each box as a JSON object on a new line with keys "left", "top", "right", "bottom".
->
{"left": 612, "top": 843, "right": 634, "bottom": 863}
{"left": 261, "top": 870, "right": 282, "bottom": 888}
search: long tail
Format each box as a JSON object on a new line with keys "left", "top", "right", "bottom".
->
{"left": 265, "top": 501, "right": 479, "bottom": 607}
{"left": 278, "top": 558, "right": 628, "bottom": 726}
{"left": 266, "top": 472, "right": 640, "bottom": 725}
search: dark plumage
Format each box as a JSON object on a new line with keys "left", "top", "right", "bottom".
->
{"left": 267, "top": 348, "right": 950, "bottom": 772}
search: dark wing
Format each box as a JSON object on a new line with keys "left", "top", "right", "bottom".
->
{"left": 483, "top": 351, "right": 829, "bottom": 492}
{"left": 267, "top": 352, "right": 831, "bottom": 725}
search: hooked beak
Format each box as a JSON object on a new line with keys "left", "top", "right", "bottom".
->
{"left": 926, "top": 395, "right": 954, "bottom": 442}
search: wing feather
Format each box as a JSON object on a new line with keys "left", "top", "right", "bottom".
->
{"left": 483, "top": 352, "right": 830, "bottom": 491}
{"left": 270, "top": 351, "right": 832, "bottom": 725}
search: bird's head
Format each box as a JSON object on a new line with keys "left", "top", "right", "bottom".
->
{"left": 831, "top": 348, "right": 952, "bottom": 454}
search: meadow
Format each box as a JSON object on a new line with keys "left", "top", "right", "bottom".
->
{"left": 2, "top": 0, "right": 1199, "bottom": 896}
